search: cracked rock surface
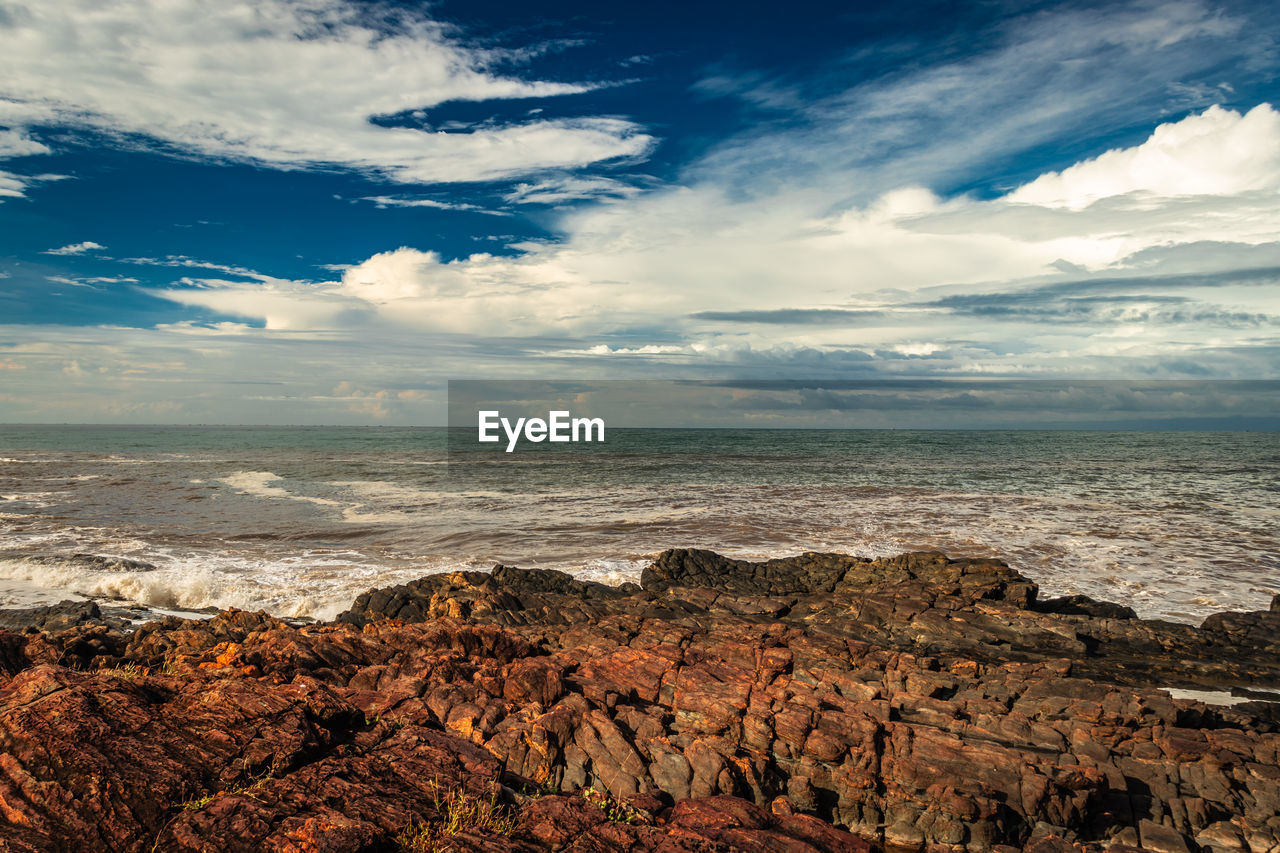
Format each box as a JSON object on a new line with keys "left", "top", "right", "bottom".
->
{"left": 1, "top": 549, "right": 1277, "bottom": 852}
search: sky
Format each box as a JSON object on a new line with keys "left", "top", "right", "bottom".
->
{"left": 1, "top": 0, "right": 1279, "bottom": 425}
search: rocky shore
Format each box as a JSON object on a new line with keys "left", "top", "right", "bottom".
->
{"left": 1, "top": 549, "right": 1277, "bottom": 852}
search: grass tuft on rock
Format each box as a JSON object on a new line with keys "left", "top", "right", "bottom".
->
{"left": 396, "top": 784, "right": 517, "bottom": 852}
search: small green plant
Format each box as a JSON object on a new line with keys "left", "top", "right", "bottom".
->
{"left": 396, "top": 784, "right": 517, "bottom": 852}
{"left": 101, "top": 661, "right": 150, "bottom": 681}
{"left": 530, "top": 779, "right": 559, "bottom": 798}
{"left": 160, "top": 655, "right": 184, "bottom": 676}
{"left": 177, "top": 772, "right": 271, "bottom": 812}
{"left": 180, "top": 793, "right": 213, "bottom": 812}
{"left": 580, "top": 786, "right": 641, "bottom": 825}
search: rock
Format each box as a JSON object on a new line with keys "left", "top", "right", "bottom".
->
{"left": 0, "top": 548, "right": 1277, "bottom": 852}
{"left": 640, "top": 548, "right": 1037, "bottom": 606}
{"left": 1194, "top": 820, "right": 1246, "bottom": 852}
{"left": 1036, "top": 595, "right": 1137, "bottom": 620}
{"left": 1137, "top": 819, "right": 1193, "bottom": 853}
{"left": 20, "top": 552, "right": 157, "bottom": 572}
{"left": 0, "top": 599, "right": 105, "bottom": 633}
{"left": 1201, "top": 608, "right": 1280, "bottom": 651}
{"left": 0, "top": 630, "right": 30, "bottom": 676}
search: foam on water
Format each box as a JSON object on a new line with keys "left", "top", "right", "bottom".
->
{"left": 0, "top": 551, "right": 464, "bottom": 620}
{"left": 217, "top": 471, "right": 341, "bottom": 507}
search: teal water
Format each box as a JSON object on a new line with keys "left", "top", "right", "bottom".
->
{"left": 1, "top": 425, "right": 1276, "bottom": 621}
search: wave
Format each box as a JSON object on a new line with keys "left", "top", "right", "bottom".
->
{"left": 0, "top": 552, "right": 422, "bottom": 620}
{"left": 3, "top": 432, "right": 1277, "bottom": 625}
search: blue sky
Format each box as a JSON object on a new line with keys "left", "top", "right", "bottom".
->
{"left": 1, "top": 0, "right": 1279, "bottom": 424}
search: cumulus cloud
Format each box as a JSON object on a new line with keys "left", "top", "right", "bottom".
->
{"left": 0, "top": 0, "right": 652, "bottom": 184}
{"left": 1009, "top": 104, "right": 1280, "bottom": 209}
{"left": 44, "top": 241, "right": 106, "bottom": 256}
{"left": 157, "top": 277, "right": 369, "bottom": 332}
{"left": 156, "top": 246, "right": 669, "bottom": 336}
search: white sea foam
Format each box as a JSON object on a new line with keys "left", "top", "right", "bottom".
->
{"left": 0, "top": 552, "right": 432, "bottom": 620}
{"left": 1, "top": 491, "right": 57, "bottom": 505}
{"left": 218, "top": 471, "right": 340, "bottom": 507}
{"left": 329, "top": 481, "right": 450, "bottom": 502}
{"left": 570, "top": 557, "right": 650, "bottom": 586}
{"left": 0, "top": 576, "right": 92, "bottom": 608}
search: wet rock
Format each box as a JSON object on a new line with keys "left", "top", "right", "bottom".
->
{"left": 0, "top": 599, "right": 106, "bottom": 633}
{"left": 21, "top": 552, "right": 157, "bottom": 572}
{"left": 1201, "top": 608, "right": 1280, "bottom": 651}
{"left": 1036, "top": 595, "right": 1137, "bottom": 620}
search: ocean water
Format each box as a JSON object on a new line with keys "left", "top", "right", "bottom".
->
{"left": 0, "top": 425, "right": 1276, "bottom": 623}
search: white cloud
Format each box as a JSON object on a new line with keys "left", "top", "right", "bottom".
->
{"left": 7, "top": 1, "right": 1280, "bottom": 424}
{"left": 0, "top": 0, "right": 653, "bottom": 184}
{"left": 45, "top": 274, "right": 139, "bottom": 288}
{"left": 1009, "top": 104, "right": 1280, "bottom": 209}
{"left": 157, "top": 277, "right": 367, "bottom": 332}
{"left": 360, "top": 196, "right": 508, "bottom": 215}
{"left": 143, "top": 103, "right": 1280, "bottom": 375}
{"left": 0, "top": 127, "right": 49, "bottom": 158}
{"left": 0, "top": 168, "right": 67, "bottom": 200}
{"left": 504, "top": 175, "right": 645, "bottom": 205}
{"left": 0, "top": 322, "right": 464, "bottom": 424}
{"left": 689, "top": 0, "right": 1263, "bottom": 202}
{"left": 44, "top": 241, "right": 106, "bottom": 255}
{"left": 0, "top": 169, "right": 28, "bottom": 199}
{"left": 156, "top": 246, "right": 665, "bottom": 336}
{"left": 123, "top": 255, "right": 269, "bottom": 279}
{"left": 0, "top": 118, "right": 54, "bottom": 200}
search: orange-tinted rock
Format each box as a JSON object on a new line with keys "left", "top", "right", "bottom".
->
{"left": 0, "top": 549, "right": 1276, "bottom": 852}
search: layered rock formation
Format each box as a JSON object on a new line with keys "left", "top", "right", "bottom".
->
{"left": 0, "top": 550, "right": 1277, "bottom": 852}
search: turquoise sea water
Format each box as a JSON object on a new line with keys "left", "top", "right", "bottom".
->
{"left": 0, "top": 425, "right": 1276, "bottom": 622}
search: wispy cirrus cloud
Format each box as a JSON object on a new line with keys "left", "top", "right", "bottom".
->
{"left": 688, "top": 0, "right": 1266, "bottom": 198}
{"left": 121, "top": 255, "right": 272, "bottom": 280}
{"left": 359, "top": 196, "right": 509, "bottom": 216}
{"left": 503, "top": 175, "right": 646, "bottom": 205}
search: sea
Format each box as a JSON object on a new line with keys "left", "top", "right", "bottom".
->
{"left": 0, "top": 425, "right": 1276, "bottom": 624}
